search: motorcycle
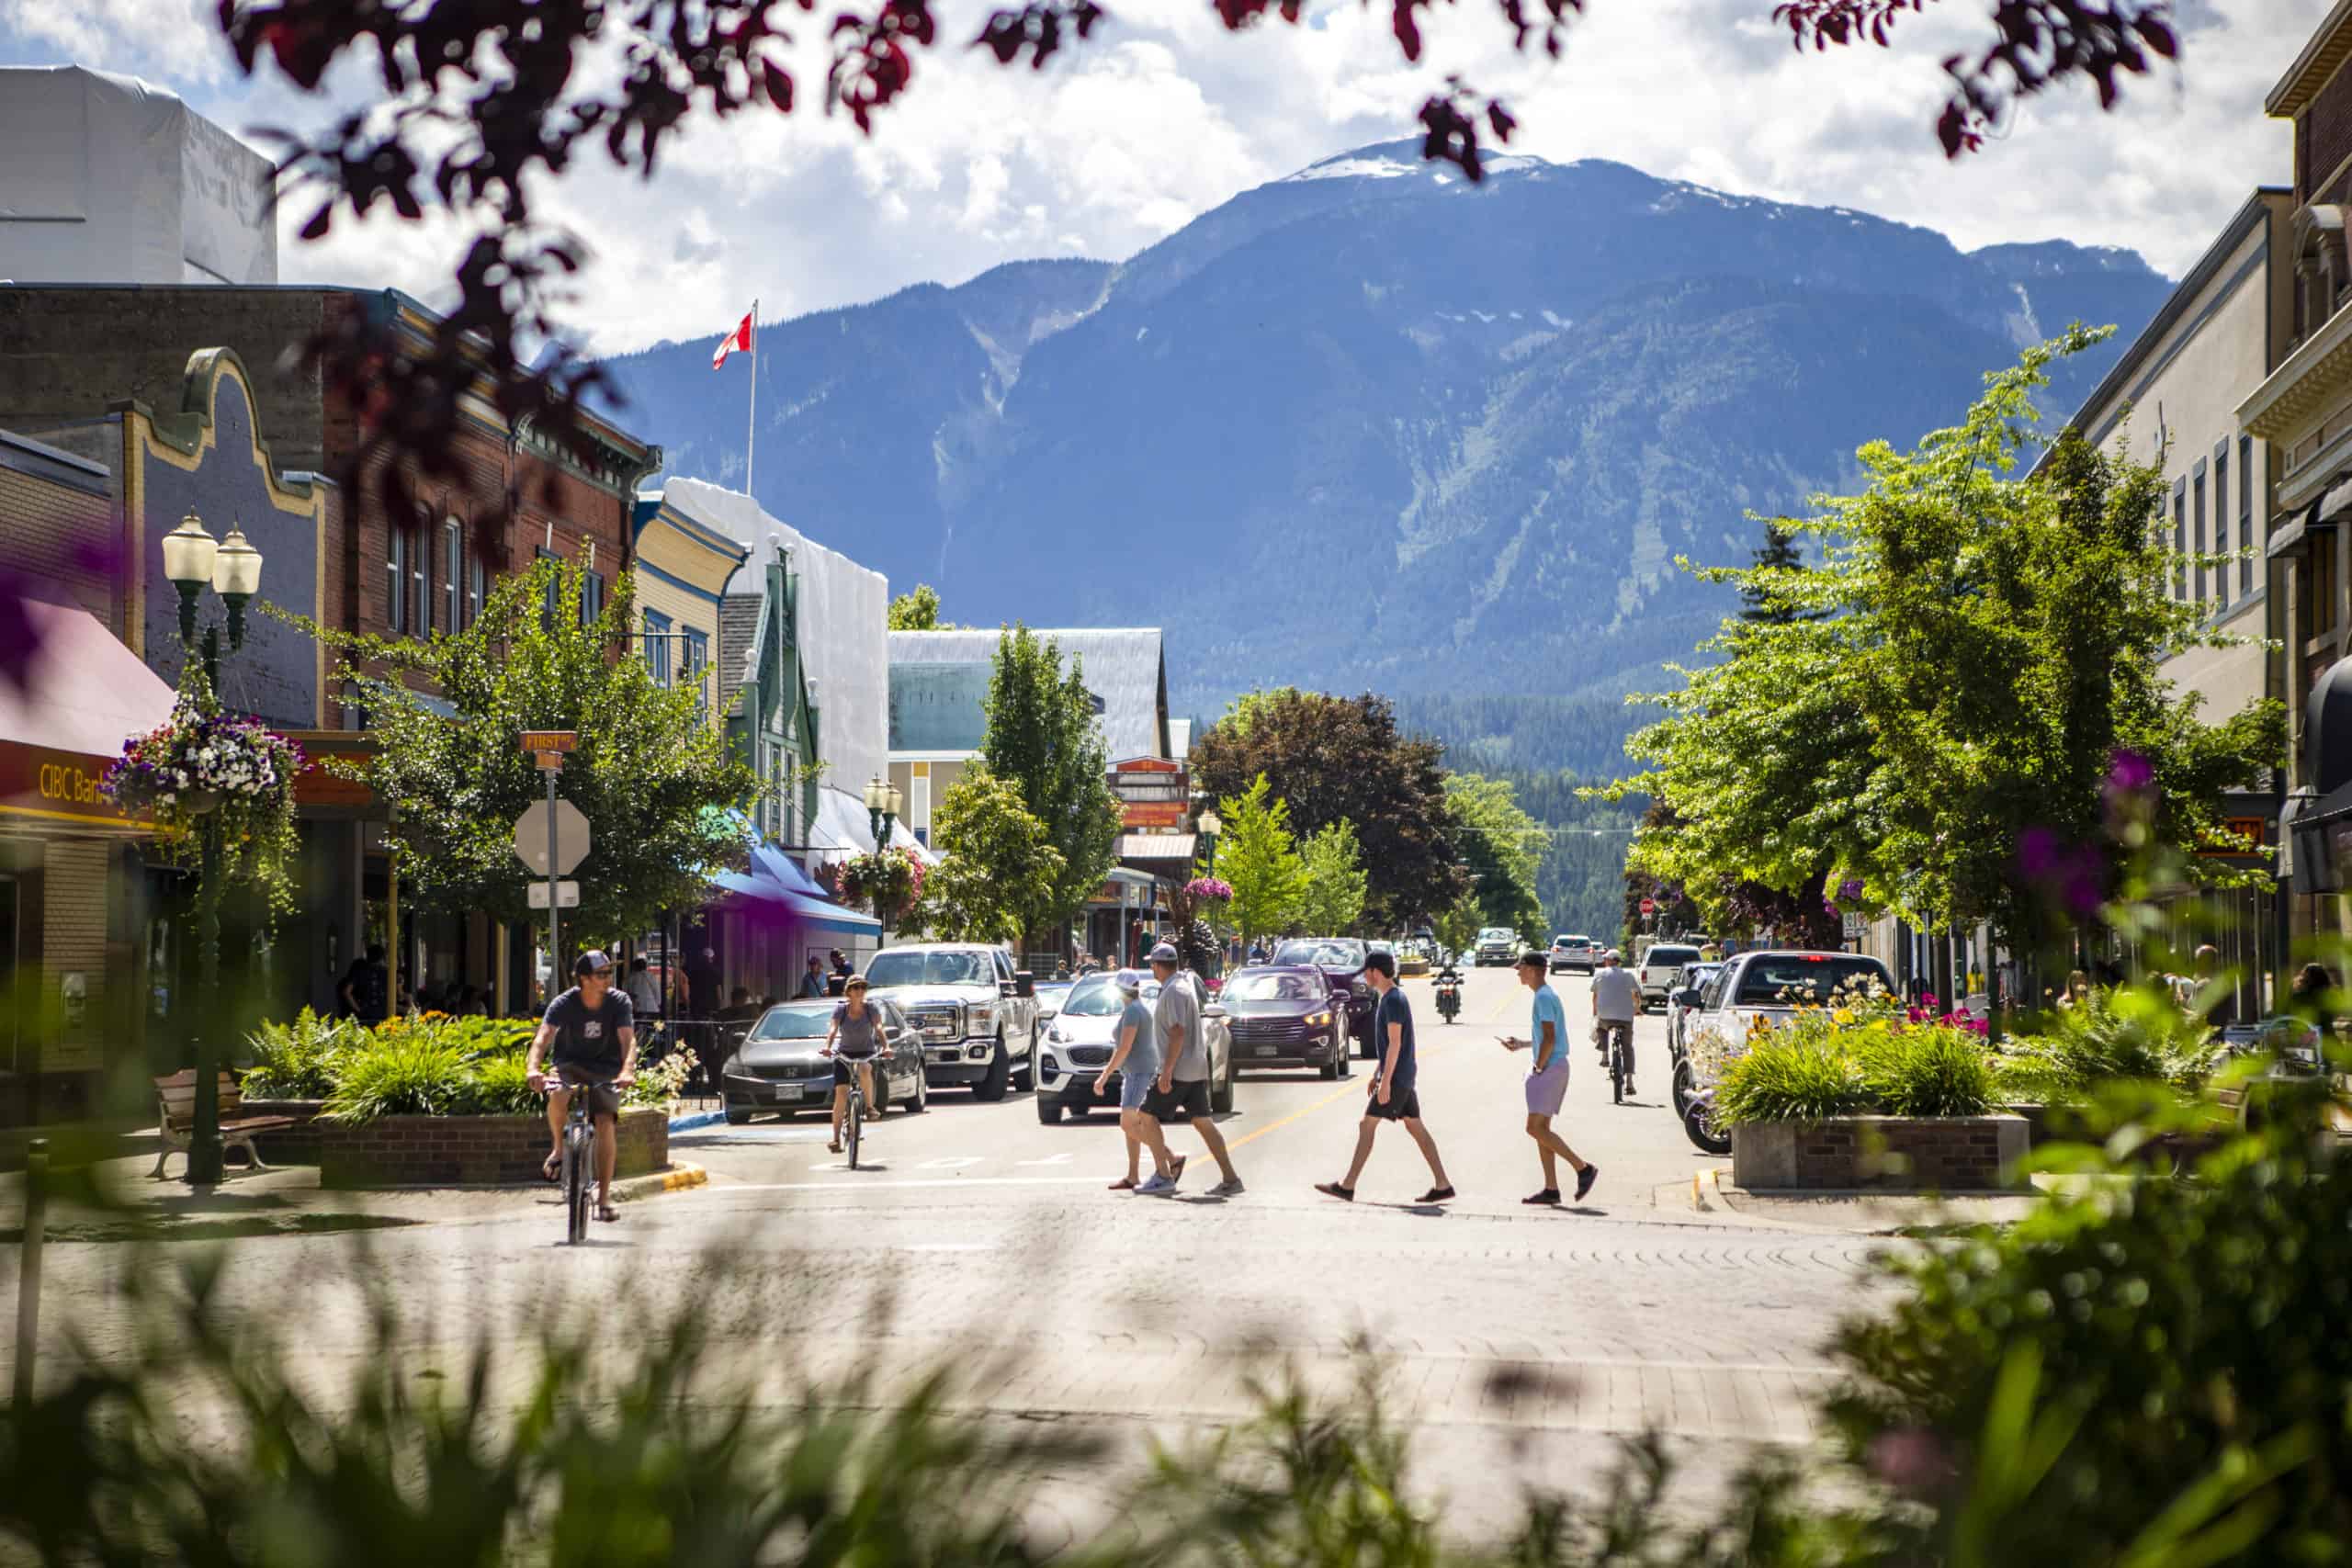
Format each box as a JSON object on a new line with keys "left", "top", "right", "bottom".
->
{"left": 1433, "top": 966, "right": 1463, "bottom": 1024}
{"left": 1681, "top": 1081, "right": 1731, "bottom": 1155}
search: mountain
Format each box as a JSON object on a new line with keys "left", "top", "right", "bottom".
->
{"left": 597, "top": 143, "right": 2171, "bottom": 720}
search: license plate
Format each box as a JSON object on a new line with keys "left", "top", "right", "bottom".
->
{"left": 1256, "top": 1045, "right": 1278, "bottom": 1056}
{"left": 775, "top": 1084, "right": 805, "bottom": 1100}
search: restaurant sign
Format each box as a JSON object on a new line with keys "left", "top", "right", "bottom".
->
{"left": 1109, "top": 756, "right": 1189, "bottom": 829}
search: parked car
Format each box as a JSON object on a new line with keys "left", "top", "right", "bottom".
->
{"left": 719, "top": 998, "right": 929, "bottom": 1125}
{"left": 1474, "top": 927, "right": 1519, "bottom": 967}
{"left": 1035, "top": 979, "right": 1076, "bottom": 1024}
{"left": 1270, "top": 937, "right": 1376, "bottom": 1052}
{"left": 1665, "top": 961, "right": 1724, "bottom": 1065}
{"left": 1634, "top": 943, "right": 1702, "bottom": 1010}
{"left": 863, "top": 942, "right": 1040, "bottom": 1100}
{"left": 1034, "top": 970, "right": 1234, "bottom": 1123}
{"left": 1674, "top": 950, "right": 1898, "bottom": 1109}
{"left": 1549, "top": 934, "right": 1598, "bottom": 974}
{"left": 1220, "top": 964, "right": 1353, "bottom": 1080}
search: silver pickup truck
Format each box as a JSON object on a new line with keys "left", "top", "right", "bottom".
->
{"left": 862, "top": 942, "right": 1041, "bottom": 1100}
{"left": 1672, "top": 949, "right": 1896, "bottom": 1113}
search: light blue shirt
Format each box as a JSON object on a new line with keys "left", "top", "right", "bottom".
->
{"left": 1530, "top": 985, "right": 1567, "bottom": 1069}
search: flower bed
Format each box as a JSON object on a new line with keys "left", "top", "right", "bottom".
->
{"left": 318, "top": 1107, "right": 668, "bottom": 1188}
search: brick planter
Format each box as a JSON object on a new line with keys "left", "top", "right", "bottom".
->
{"left": 1732, "top": 1114, "right": 2029, "bottom": 1191}
{"left": 240, "top": 1098, "right": 329, "bottom": 1164}
{"left": 317, "top": 1107, "right": 670, "bottom": 1188}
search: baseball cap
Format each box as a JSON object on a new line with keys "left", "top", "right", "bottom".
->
{"left": 1115, "top": 967, "right": 1143, "bottom": 994}
{"left": 1148, "top": 941, "right": 1181, "bottom": 964}
{"left": 575, "top": 950, "right": 614, "bottom": 976}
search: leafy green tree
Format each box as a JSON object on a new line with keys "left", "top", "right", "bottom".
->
{"left": 979, "top": 626, "right": 1123, "bottom": 955}
{"left": 290, "top": 558, "right": 758, "bottom": 960}
{"left": 1433, "top": 893, "right": 1483, "bottom": 960}
{"left": 1445, "top": 773, "right": 1545, "bottom": 944}
{"left": 1297, "top": 819, "right": 1369, "bottom": 937}
{"left": 1192, "top": 689, "right": 1464, "bottom": 930}
{"left": 1613, "top": 329, "right": 2284, "bottom": 974}
{"left": 888, "top": 584, "right": 948, "bottom": 630}
{"left": 915, "top": 767, "right": 1065, "bottom": 945}
{"left": 1216, "top": 775, "right": 1308, "bottom": 944}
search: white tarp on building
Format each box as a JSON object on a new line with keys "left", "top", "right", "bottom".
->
{"left": 810, "top": 784, "right": 939, "bottom": 865}
{"left": 0, "top": 65, "right": 277, "bottom": 285}
{"left": 659, "top": 477, "right": 890, "bottom": 797}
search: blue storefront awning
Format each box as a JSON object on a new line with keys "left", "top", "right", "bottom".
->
{"left": 709, "top": 866, "right": 881, "bottom": 933}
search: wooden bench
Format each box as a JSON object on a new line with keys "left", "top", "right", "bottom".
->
{"left": 151, "top": 1070, "right": 297, "bottom": 1180}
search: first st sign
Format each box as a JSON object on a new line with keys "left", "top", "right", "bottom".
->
{"left": 520, "top": 730, "right": 577, "bottom": 753}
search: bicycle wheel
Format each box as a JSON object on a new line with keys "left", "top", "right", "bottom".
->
{"left": 845, "top": 1089, "right": 863, "bottom": 1170}
{"left": 1611, "top": 1040, "right": 1625, "bottom": 1105}
{"left": 565, "top": 1122, "right": 592, "bottom": 1243}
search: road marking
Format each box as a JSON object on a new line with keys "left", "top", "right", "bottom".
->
{"left": 918, "top": 1155, "right": 986, "bottom": 1169}
{"left": 721, "top": 1175, "right": 1104, "bottom": 1193}
{"left": 1016, "top": 1152, "right": 1075, "bottom": 1167}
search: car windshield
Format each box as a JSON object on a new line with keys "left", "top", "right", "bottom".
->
{"left": 1646, "top": 946, "right": 1699, "bottom": 967}
{"left": 1059, "top": 976, "right": 1128, "bottom": 1017}
{"left": 1274, "top": 939, "right": 1364, "bottom": 967}
{"left": 1734, "top": 956, "right": 1892, "bottom": 1006}
{"left": 1227, "top": 971, "right": 1324, "bottom": 1002}
{"left": 1479, "top": 929, "right": 1514, "bottom": 942}
{"left": 865, "top": 950, "right": 992, "bottom": 988}
{"left": 748, "top": 1002, "right": 839, "bottom": 1041}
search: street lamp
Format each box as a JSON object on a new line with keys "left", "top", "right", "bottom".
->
{"left": 864, "top": 773, "right": 902, "bottom": 849}
{"left": 1195, "top": 807, "right": 1221, "bottom": 873}
{"left": 159, "top": 510, "right": 265, "bottom": 1188}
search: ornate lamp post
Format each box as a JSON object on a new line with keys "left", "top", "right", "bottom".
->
{"left": 159, "top": 511, "right": 265, "bottom": 1187}
{"left": 863, "top": 775, "right": 905, "bottom": 945}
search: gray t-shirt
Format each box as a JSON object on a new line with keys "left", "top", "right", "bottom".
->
{"left": 831, "top": 1000, "right": 883, "bottom": 1058}
{"left": 1590, "top": 966, "right": 1641, "bottom": 1021}
{"left": 1115, "top": 998, "right": 1159, "bottom": 1080}
{"left": 1155, "top": 974, "right": 1206, "bottom": 1081}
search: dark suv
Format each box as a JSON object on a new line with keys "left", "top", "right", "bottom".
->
{"left": 1269, "top": 937, "right": 1374, "bottom": 1055}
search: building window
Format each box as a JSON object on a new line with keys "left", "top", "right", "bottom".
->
{"left": 537, "top": 547, "right": 560, "bottom": 631}
{"left": 412, "top": 518, "right": 431, "bottom": 636}
{"left": 2214, "top": 447, "right": 2229, "bottom": 610}
{"left": 684, "top": 628, "right": 709, "bottom": 719}
{"left": 387, "top": 525, "right": 407, "bottom": 635}
{"left": 645, "top": 609, "right": 673, "bottom": 685}
{"left": 466, "top": 553, "right": 486, "bottom": 629}
{"left": 2173, "top": 479, "right": 2187, "bottom": 601}
{"left": 581, "top": 571, "right": 605, "bottom": 626}
{"left": 2192, "top": 463, "right": 2207, "bottom": 605}
{"left": 442, "top": 522, "right": 462, "bottom": 632}
{"left": 2241, "top": 434, "right": 2256, "bottom": 597}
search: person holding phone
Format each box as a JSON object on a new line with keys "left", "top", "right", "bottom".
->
{"left": 1499, "top": 950, "right": 1597, "bottom": 1205}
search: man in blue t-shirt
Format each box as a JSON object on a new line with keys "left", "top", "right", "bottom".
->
{"left": 1315, "top": 949, "right": 1454, "bottom": 1204}
{"left": 1502, "top": 951, "right": 1598, "bottom": 1204}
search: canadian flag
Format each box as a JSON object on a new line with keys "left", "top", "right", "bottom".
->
{"left": 712, "top": 310, "right": 753, "bottom": 369}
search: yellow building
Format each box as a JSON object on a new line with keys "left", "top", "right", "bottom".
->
{"left": 630, "top": 490, "right": 750, "bottom": 728}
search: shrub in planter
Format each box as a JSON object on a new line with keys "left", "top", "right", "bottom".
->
{"left": 241, "top": 1008, "right": 364, "bottom": 1100}
{"left": 1854, "top": 1022, "right": 1998, "bottom": 1118}
{"left": 1715, "top": 1032, "right": 1871, "bottom": 1124}
{"left": 455, "top": 1049, "right": 545, "bottom": 1117}
{"left": 1717, "top": 1011, "right": 1997, "bottom": 1126}
{"left": 321, "top": 1032, "right": 474, "bottom": 1122}
{"left": 1996, "top": 983, "right": 2221, "bottom": 1103}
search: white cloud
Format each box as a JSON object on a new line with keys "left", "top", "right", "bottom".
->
{"left": 1, "top": 0, "right": 2323, "bottom": 353}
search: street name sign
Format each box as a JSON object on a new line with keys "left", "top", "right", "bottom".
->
{"left": 513, "top": 798, "right": 591, "bottom": 875}
{"left": 519, "top": 731, "right": 577, "bottom": 752}
{"left": 527, "top": 879, "right": 582, "bottom": 909}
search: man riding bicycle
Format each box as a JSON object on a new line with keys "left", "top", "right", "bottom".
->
{"left": 821, "top": 974, "right": 889, "bottom": 1154}
{"left": 1589, "top": 948, "right": 1640, "bottom": 1096}
{"left": 526, "top": 950, "right": 638, "bottom": 1223}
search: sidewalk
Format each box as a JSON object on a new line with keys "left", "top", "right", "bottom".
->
{"left": 1682, "top": 1168, "right": 2046, "bottom": 1233}
{"left": 0, "top": 1139, "right": 707, "bottom": 1243}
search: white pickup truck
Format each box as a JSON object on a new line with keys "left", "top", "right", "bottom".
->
{"left": 1672, "top": 949, "right": 1897, "bottom": 1109}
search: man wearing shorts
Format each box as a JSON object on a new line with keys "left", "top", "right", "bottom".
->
{"left": 1145, "top": 942, "right": 1244, "bottom": 1196}
{"left": 1502, "top": 951, "right": 1598, "bottom": 1205}
{"left": 1590, "top": 949, "right": 1641, "bottom": 1092}
{"left": 1097, "top": 968, "right": 1181, "bottom": 1194}
{"left": 1316, "top": 948, "right": 1453, "bottom": 1204}
{"left": 526, "top": 950, "right": 638, "bottom": 1223}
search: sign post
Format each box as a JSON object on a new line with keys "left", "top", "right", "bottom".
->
{"left": 514, "top": 733, "right": 581, "bottom": 991}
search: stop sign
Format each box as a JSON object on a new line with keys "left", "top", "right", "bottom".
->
{"left": 1639, "top": 897, "right": 1657, "bottom": 915}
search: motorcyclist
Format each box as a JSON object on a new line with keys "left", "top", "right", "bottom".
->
{"left": 1433, "top": 953, "right": 1464, "bottom": 1022}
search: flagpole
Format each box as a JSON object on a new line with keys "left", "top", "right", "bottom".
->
{"left": 745, "top": 297, "right": 758, "bottom": 497}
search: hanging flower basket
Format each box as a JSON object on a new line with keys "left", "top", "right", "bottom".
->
{"left": 1184, "top": 876, "right": 1234, "bottom": 905}
{"left": 831, "top": 843, "right": 926, "bottom": 925}
{"left": 103, "top": 694, "right": 305, "bottom": 912}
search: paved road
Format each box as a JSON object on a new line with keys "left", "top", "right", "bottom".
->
{"left": 10, "top": 965, "right": 1893, "bottom": 1530}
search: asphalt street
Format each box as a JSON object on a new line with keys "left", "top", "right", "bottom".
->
{"left": 11, "top": 965, "right": 1894, "bottom": 1534}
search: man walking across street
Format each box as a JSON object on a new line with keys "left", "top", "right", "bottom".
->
{"left": 1098, "top": 968, "right": 1182, "bottom": 1194}
{"left": 1316, "top": 948, "right": 1454, "bottom": 1204}
{"left": 1590, "top": 949, "right": 1640, "bottom": 1094}
{"left": 1502, "top": 951, "right": 1598, "bottom": 1205}
{"left": 1146, "top": 942, "right": 1244, "bottom": 1196}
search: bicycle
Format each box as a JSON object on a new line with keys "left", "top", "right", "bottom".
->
{"left": 1599, "top": 1020, "right": 1633, "bottom": 1105}
{"left": 545, "top": 1072, "right": 598, "bottom": 1244}
{"left": 823, "top": 1047, "right": 891, "bottom": 1170}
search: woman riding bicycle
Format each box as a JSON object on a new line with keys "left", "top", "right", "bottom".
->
{"left": 822, "top": 975, "right": 888, "bottom": 1154}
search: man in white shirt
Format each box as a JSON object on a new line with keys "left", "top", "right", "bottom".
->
{"left": 625, "top": 957, "right": 663, "bottom": 1020}
{"left": 1589, "top": 950, "right": 1642, "bottom": 1094}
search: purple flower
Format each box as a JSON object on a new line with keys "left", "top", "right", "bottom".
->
{"left": 1837, "top": 878, "right": 1865, "bottom": 901}
{"left": 2106, "top": 749, "right": 2154, "bottom": 796}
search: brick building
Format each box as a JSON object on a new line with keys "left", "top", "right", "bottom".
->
{"left": 0, "top": 284, "right": 662, "bottom": 1025}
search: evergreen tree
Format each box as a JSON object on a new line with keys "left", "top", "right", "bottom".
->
{"left": 1737, "top": 521, "right": 1823, "bottom": 625}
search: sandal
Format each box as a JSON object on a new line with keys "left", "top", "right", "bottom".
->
{"left": 1108, "top": 1176, "right": 1136, "bottom": 1190}
{"left": 594, "top": 1202, "right": 620, "bottom": 1223}
{"left": 828, "top": 1140, "right": 843, "bottom": 1154}
{"left": 541, "top": 1151, "right": 560, "bottom": 1183}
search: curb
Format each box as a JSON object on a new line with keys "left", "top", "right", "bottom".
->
{"left": 612, "top": 1161, "right": 709, "bottom": 1202}
{"left": 668, "top": 1110, "right": 727, "bottom": 1133}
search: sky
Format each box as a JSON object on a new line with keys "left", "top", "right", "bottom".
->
{"left": 0, "top": 0, "right": 2317, "bottom": 355}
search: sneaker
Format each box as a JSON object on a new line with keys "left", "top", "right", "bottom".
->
{"left": 1208, "top": 1177, "right": 1246, "bottom": 1197}
{"left": 1574, "top": 1164, "right": 1600, "bottom": 1201}
{"left": 1415, "top": 1185, "right": 1456, "bottom": 1203}
{"left": 1314, "top": 1181, "right": 1354, "bottom": 1201}
{"left": 1522, "top": 1189, "right": 1562, "bottom": 1205}
{"left": 1136, "top": 1173, "right": 1178, "bottom": 1196}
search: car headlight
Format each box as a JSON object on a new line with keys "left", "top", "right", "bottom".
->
{"left": 1306, "top": 1010, "right": 1331, "bottom": 1026}
{"left": 1350, "top": 979, "right": 1370, "bottom": 996}
{"left": 1046, "top": 1019, "right": 1066, "bottom": 1043}
{"left": 966, "top": 1002, "right": 995, "bottom": 1034}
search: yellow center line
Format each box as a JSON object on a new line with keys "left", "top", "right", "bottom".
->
{"left": 1225, "top": 979, "right": 1514, "bottom": 1151}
